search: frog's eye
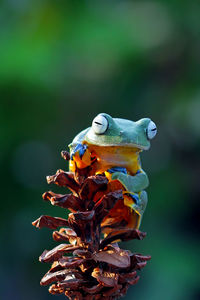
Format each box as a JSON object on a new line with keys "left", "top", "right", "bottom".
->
{"left": 92, "top": 115, "right": 108, "bottom": 134}
{"left": 147, "top": 120, "right": 157, "bottom": 139}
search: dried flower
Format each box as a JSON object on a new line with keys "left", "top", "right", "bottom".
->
{"left": 32, "top": 151, "right": 151, "bottom": 300}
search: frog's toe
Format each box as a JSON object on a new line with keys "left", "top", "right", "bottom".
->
{"left": 107, "top": 167, "right": 127, "bottom": 174}
{"left": 124, "top": 193, "right": 140, "bottom": 211}
{"left": 126, "top": 193, "right": 140, "bottom": 205}
{"left": 123, "top": 191, "right": 148, "bottom": 221}
{"left": 70, "top": 143, "right": 88, "bottom": 160}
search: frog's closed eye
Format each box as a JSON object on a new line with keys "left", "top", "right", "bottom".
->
{"left": 146, "top": 120, "right": 157, "bottom": 139}
{"left": 92, "top": 114, "right": 108, "bottom": 134}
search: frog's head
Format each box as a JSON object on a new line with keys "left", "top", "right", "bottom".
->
{"left": 84, "top": 113, "right": 157, "bottom": 150}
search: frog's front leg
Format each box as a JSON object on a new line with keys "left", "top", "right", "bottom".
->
{"left": 111, "top": 169, "right": 149, "bottom": 193}
{"left": 70, "top": 143, "right": 92, "bottom": 170}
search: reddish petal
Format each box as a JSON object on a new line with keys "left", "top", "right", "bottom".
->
{"left": 39, "top": 244, "right": 82, "bottom": 263}
{"left": 46, "top": 170, "right": 79, "bottom": 193}
{"left": 92, "top": 247, "right": 130, "bottom": 268}
{"left": 79, "top": 175, "right": 108, "bottom": 203}
{"left": 92, "top": 268, "right": 119, "bottom": 287}
{"left": 32, "top": 215, "right": 68, "bottom": 230}
{"left": 100, "top": 229, "right": 146, "bottom": 248}
{"left": 43, "top": 191, "right": 82, "bottom": 212}
{"left": 61, "top": 151, "right": 70, "bottom": 161}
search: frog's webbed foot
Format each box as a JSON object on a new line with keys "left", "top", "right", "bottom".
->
{"left": 107, "top": 167, "right": 128, "bottom": 174}
{"left": 70, "top": 143, "right": 91, "bottom": 169}
{"left": 123, "top": 191, "right": 148, "bottom": 228}
{"left": 105, "top": 167, "right": 148, "bottom": 213}
{"left": 110, "top": 170, "right": 149, "bottom": 193}
{"left": 125, "top": 192, "right": 140, "bottom": 206}
{"left": 124, "top": 191, "right": 148, "bottom": 215}
{"left": 105, "top": 167, "right": 127, "bottom": 182}
{"left": 70, "top": 143, "right": 88, "bottom": 160}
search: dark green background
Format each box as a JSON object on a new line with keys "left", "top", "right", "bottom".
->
{"left": 1, "top": 1, "right": 200, "bottom": 299}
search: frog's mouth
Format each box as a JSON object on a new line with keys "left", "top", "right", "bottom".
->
{"left": 88, "top": 142, "right": 149, "bottom": 151}
{"left": 113, "top": 143, "right": 150, "bottom": 151}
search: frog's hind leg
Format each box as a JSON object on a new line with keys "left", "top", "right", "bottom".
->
{"left": 123, "top": 191, "right": 148, "bottom": 229}
{"left": 101, "top": 180, "right": 148, "bottom": 231}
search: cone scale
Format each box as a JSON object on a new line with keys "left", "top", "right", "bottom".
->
{"left": 32, "top": 151, "right": 151, "bottom": 300}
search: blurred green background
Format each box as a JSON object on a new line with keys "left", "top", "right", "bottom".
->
{"left": 1, "top": 0, "right": 200, "bottom": 299}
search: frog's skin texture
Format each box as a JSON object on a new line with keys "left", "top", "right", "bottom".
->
{"left": 69, "top": 113, "right": 157, "bottom": 229}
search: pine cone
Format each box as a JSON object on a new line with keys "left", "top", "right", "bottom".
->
{"left": 32, "top": 151, "right": 151, "bottom": 300}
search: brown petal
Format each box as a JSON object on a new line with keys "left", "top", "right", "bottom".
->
{"left": 43, "top": 191, "right": 82, "bottom": 212}
{"left": 68, "top": 211, "right": 95, "bottom": 238}
{"left": 48, "top": 261, "right": 64, "bottom": 273}
{"left": 100, "top": 229, "right": 146, "bottom": 249}
{"left": 118, "top": 271, "right": 140, "bottom": 286}
{"left": 53, "top": 228, "right": 77, "bottom": 244}
{"left": 82, "top": 284, "right": 103, "bottom": 295}
{"left": 136, "top": 262, "right": 147, "bottom": 269}
{"left": 32, "top": 215, "right": 68, "bottom": 230}
{"left": 68, "top": 211, "right": 99, "bottom": 247}
{"left": 49, "top": 283, "right": 65, "bottom": 295}
{"left": 46, "top": 169, "right": 79, "bottom": 193}
{"left": 65, "top": 290, "right": 83, "bottom": 300}
{"left": 134, "top": 254, "right": 151, "bottom": 262}
{"left": 89, "top": 295, "right": 102, "bottom": 300}
{"left": 94, "top": 190, "right": 123, "bottom": 223}
{"left": 118, "top": 284, "right": 129, "bottom": 297}
{"left": 79, "top": 175, "right": 108, "bottom": 202}
{"left": 101, "top": 218, "right": 128, "bottom": 233}
{"left": 39, "top": 244, "right": 81, "bottom": 263}
{"left": 126, "top": 276, "right": 140, "bottom": 285}
{"left": 92, "top": 268, "right": 119, "bottom": 287}
{"left": 92, "top": 247, "right": 130, "bottom": 268}
{"left": 103, "top": 284, "right": 122, "bottom": 297}
{"left": 69, "top": 211, "right": 95, "bottom": 222}
{"left": 79, "top": 261, "right": 94, "bottom": 273}
{"left": 52, "top": 231, "right": 69, "bottom": 242}
{"left": 119, "top": 271, "right": 137, "bottom": 283}
{"left": 61, "top": 150, "right": 70, "bottom": 161}
{"left": 40, "top": 269, "right": 76, "bottom": 286}
{"left": 74, "top": 166, "right": 92, "bottom": 185}
{"left": 58, "top": 257, "right": 85, "bottom": 269}
{"left": 95, "top": 190, "right": 123, "bottom": 211}
{"left": 73, "top": 249, "right": 92, "bottom": 259}
{"left": 58, "top": 278, "right": 85, "bottom": 289}
{"left": 130, "top": 253, "right": 151, "bottom": 269}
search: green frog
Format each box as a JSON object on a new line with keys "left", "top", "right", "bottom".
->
{"left": 69, "top": 113, "right": 157, "bottom": 229}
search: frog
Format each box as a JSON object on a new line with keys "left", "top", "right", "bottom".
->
{"left": 68, "top": 113, "right": 157, "bottom": 229}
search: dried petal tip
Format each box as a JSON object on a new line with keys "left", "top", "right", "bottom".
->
{"left": 32, "top": 215, "right": 68, "bottom": 230}
{"left": 46, "top": 170, "right": 79, "bottom": 193}
{"left": 61, "top": 151, "right": 70, "bottom": 161}
{"left": 42, "top": 191, "right": 82, "bottom": 212}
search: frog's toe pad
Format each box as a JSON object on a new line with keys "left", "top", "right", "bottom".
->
{"left": 107, "top": 167, "right": 127, "bottom": 174}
